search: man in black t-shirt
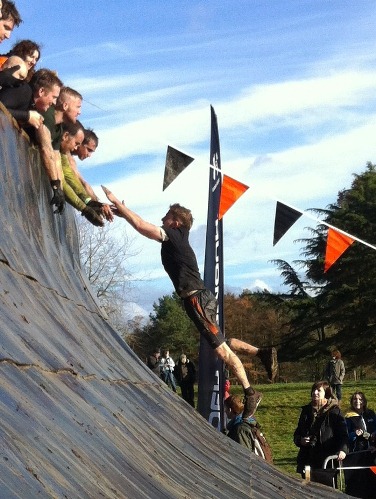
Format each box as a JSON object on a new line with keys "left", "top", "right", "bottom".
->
{"left": 102, "top": 186, "right": 278, "bottom": 420}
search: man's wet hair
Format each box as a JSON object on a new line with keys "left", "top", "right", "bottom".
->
{"left": 62, "top": 120, "right": 84, "bottom": 137}
{"left": 1, "top": 1, "right": 22, "bottom": 26}
{"left": 76, "top": 121, "right": 99, "bottom": 147}
{"left": 169, "top": 203, "right": 193, "bottom": 230}
{"left": 83, "top": 127, "right": 98, "bottom": 147}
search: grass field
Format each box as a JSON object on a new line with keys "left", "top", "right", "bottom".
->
{"left": 229, "top": 379, "right": 376, "bottom": 477}
{"left": 182, "top": 379, "right": 376, "bottom": 478}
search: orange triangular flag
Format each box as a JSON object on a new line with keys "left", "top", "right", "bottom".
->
{"left": 218, "top": 175, "right": 249, "bottom": 220}
{"left": 371, "top": 466, "right": 376, "bottom": 475}
{"left": 324, "top": 228, "right": 355, "bottom": 272}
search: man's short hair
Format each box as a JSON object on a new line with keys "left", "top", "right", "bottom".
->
{"left": 169, "top": 203, "right": 193, "bottom": 230}
{"left": 1, "top": 1, "right": 22, "bottom": 26}
{"left": 56, "top": 86, "right": 82, "bottom": 110}
{"left": 29, "top": 68, "right": 63, "bottom": 94}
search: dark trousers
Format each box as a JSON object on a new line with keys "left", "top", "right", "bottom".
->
{"left": 180, "top": 382, "right": 195, "bottom": 407}
{"left": 331, "top": 383, "right": 342, "bottom": 401}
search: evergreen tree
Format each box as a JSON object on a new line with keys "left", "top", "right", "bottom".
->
{"left": 304, "top": 163, "right": 376, "bottom": 358}
{"left": 138, "top": 293, "right": 199, "bottom": 362}
{"left": 274, "top": 163, "right": 376, "bottom": 365}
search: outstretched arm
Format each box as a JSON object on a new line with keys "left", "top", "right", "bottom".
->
{"left": 102, "top": 186, "right": 163, "bottom": 241}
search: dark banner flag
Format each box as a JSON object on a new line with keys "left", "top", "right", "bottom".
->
{"left": 197, "top": 105, "right": 225, "bottom": 431}
{"left": 273, "top": 201, "right": 302, "bottom": 246}
{"left": 163, "top": 146, "right": 195, "bottom": 191}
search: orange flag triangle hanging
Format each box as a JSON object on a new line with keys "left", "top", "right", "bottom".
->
{"left": 218, "top": 174, "right": 249, "bottom": 220}
{"left": 324, "top": 228, "right": 355, "bottom": 273}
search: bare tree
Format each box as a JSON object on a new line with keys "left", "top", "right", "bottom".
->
{"left": 77, "top": 216, "right": 139, "bottom": 324}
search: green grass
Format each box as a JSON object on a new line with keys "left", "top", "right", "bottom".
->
{"left": 185, "top": 380, "right": 374, "bottom": 478}
{"left": 230, "top": 380, "right": 376, "bottom": 477}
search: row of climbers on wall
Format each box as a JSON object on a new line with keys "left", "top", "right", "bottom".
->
{"left": 0, "top": 0, "right": 112, "bottom": 226}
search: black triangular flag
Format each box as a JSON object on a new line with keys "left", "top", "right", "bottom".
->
{"left": 273, "top": 201, "right": 302, "bottom": 245}
{"left": 163, "top": 146, "right": 194, "bottom": 191}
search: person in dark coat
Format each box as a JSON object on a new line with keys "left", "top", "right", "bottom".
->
{"left": 344, "top": 391, "right": 376, "bottom": 498}
{"left": 146, "top": 348, "right": 161, "bottom": 376}
{"left": 293, "top": 380, "right": 348, "bottom": 480}
{"left": 345, "top": 391, "right": 376, "bottom": 452}
{"left": 175, "top": 354, "right": 196, "bottom": 407}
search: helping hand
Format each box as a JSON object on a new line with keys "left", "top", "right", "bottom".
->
{"left": 101, "top": 185, "right": 125, "bottom": 217}
{"left": 101, "top": 185, "right": 116, "bottom": 203}
{"left": 102, "top": 204, "right": 114, "bottom": 222}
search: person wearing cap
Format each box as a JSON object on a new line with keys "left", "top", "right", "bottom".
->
{"left": 175, "top": 353, "right": 196, "bottom": 407}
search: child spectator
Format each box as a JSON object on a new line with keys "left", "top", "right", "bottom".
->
{"left": 224, "top": 394, "right": 273, "bottom": 462}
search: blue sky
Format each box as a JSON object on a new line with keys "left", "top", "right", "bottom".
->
{"left": 8, "top": 1, "right": 376, "bottom": 318}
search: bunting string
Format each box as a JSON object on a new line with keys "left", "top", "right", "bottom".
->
{"left": 162, "top": 144, "right": 376, "bottom": 270}
{"left": 273, "top": 198, "right": 376, "bottom": 252}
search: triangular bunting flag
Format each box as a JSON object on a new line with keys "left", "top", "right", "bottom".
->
{"left": 163, "top": 146, "right": 194, "bottom": 191}
{"left": 218, "top": 174, "right": 249, "bottom": 220}
{"left": 324, "top": 228, "right": 355, "bottom": 273}
{"left": 273, "top": 201, "right": 302, "bottom": 246}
